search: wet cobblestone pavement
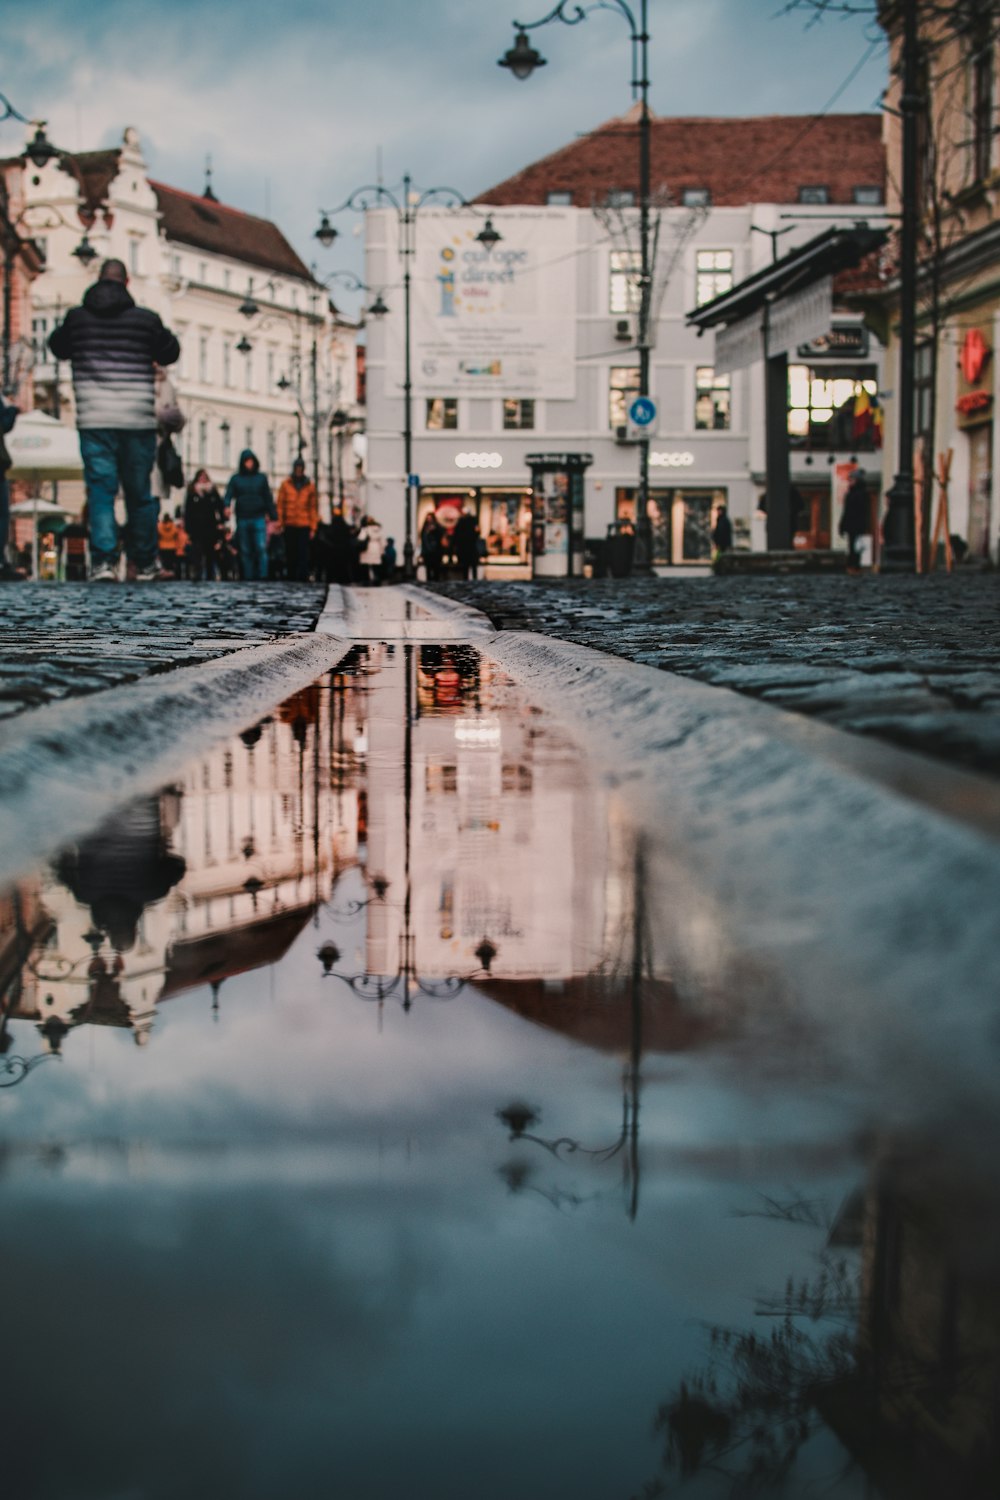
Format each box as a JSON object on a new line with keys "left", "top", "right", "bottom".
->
{"left": 0, "top": 583, "right": 326, "bottom": 722}
{"left": 429, "top": 575, "right": 1000, "bottom": 777}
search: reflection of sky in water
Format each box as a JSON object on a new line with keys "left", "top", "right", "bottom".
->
{"left": 1, "top": 649, "right": 993, "bottom": 1499}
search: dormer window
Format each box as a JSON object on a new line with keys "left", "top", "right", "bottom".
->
{"left": 546, "top": 190, "right": 573, "bottom": 205}
{"left": 682, "top": 187, "right": 711, "bottom": 207}
{"left": 798, "top": 185, "right": 830, "bottom": 205}
{"left": 852, "top": 185, "right": 883, "bottom": 206}
{"left": 606, "top": 189, "right": 635, "bottom": 208}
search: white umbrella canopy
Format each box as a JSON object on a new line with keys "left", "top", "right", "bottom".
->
{"left": 5, "top": 410, "right": 83, "bottom": 482}
{"left": 9, "top": 497, "right": 73, "bottom": 517}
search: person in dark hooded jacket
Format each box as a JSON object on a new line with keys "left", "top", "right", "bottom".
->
{"left": 48, "top": 258, "right": 179, "bottom": 582}
{"left": 223, "top": 449, "right": 277, "bottom": 580}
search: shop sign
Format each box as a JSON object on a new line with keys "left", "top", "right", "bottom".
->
{"left": 455, "top": 451, "right": 503, "bottom": 469}
{"left": 956, "top": 390, "right": 992, "bottom": 416}
{"left": 960, "top": 328, "right": 989, "bottom": 386}
{"left": 797, "top": 323, "right": 869, "bottom": 359}
{"left": 650, "top": 450, "right": 695, "bottom": 468}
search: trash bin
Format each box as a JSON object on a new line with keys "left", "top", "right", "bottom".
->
{"left": 605, "top": 521, "right": 634, "bottom": 578}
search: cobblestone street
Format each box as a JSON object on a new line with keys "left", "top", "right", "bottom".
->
{"left": 0, "top": 583, "right": 326, "bottom": 721}
{"left": 429, "top": 575, "right": 1000, "bottom": 777}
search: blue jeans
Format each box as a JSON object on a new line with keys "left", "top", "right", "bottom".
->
{"left": 237, "top": 518, "right": 269, "bottom": 580}
{"left": 79, "top": 429, "right": 158, "bottom": 569}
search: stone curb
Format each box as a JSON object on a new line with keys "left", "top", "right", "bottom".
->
{"left": 474, "top": 629, "right": 1000, "bottom": 1113}
{"left": 0, "top": 634, "right": 350, "bottom": 887}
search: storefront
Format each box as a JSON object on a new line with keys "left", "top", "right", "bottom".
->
{"left": 956, "top": 325, "right": 994, "bottom": 559}
{"left": 416, "top": 487, "right": 534, "bottom": 576}
{"left": 616, "top": 487, "right": 729, "bottom": 565}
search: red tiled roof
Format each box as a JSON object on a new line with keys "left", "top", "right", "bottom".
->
{"left": 149, "top": 180, "right": 313, "bottom": 282}
{"left": 51, "top": 148, "right": 313, "bottom": 282}
{"left": 477, "top": 108, "right": 885, "bottom": 207}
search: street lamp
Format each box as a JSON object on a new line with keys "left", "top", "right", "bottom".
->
{"left": 1, "top": 195, "right": 97, "bottom": 393}
{"left": 500, "top": 0, "right": 655, "bottom": 575}
{"left": 315, "top": 176, "right": 501, "bottom": 579}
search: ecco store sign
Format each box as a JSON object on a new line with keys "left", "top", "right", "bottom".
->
{"left": 649, "top": 450, "right": 695, "bottom": 468}
{"left": 455, "top": 452, "right": 503, "bottom": 469}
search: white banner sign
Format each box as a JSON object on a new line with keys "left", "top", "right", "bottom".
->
{"left": 713, "top": 311, "right": 763, "bottom": 375}
{"left": 711, "top": 275, "right": 834, "bottom": 374}
{"left": 398, "top": 209, "right": 577, "bottom": 399}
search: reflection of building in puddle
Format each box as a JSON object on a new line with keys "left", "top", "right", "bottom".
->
{"left": 361, "top": 644, "right": 613, "bottom": 986}
{"left": 648, "top": 1144, "right": 1000, "bottom": 1496}
{"left": 2, "top": 673, "right": 363, "bottom": 1056}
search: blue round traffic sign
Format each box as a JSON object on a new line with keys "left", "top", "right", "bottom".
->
{"left": 628, "top": 396, "right": 657, "bottom": 427}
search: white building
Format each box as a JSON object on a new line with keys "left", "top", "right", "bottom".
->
{"left": 14, "top": 127, "right": 362, "bottom": 514}
{"left": 364, "top": 110, "right": 889, "bottom": 573}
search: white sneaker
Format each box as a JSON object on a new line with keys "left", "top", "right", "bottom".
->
{"left": 135, "top": 562, "right": 174, "bottom": 582}
{"left": 90, "top": 563, "right": 118, "bottom": 583}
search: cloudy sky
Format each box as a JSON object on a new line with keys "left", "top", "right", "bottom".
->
{"left": 3, "top": 0, "right": 887, "bottom": 287}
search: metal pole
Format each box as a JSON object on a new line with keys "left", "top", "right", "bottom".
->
{"left": 633, "top": 0, "right": 654, "bottom": 575}
{"left": 402, "top": 176, "right": 416, "bottom": 580}
{"left": 2, "top": 245, "right": 13, "bottom": 394}
{"left": 881, "top": 0, "right": 919, "bottom": 573}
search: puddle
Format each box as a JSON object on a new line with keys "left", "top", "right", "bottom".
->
{"left": 1, "top": 644, "right": 998, "bottom": 1500}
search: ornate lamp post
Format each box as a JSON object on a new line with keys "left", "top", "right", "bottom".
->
{"left": 500, "top": 1, "right": 654, "bottom": 575}
{"left": 315, "top": 178, "right": 500, "bottom": 579}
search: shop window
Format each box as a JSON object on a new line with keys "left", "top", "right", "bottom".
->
{"left": 852, "top": 185, "right": 883, "bottom": 206}
{"left": 798, "top": 185, "right": 830, "bottom": 204}
{"left": 610, "top": 250, "right": 641, "bottom": 314}
{"left": 695, "top": 249, "right": 733, "bottom": 307}
{"left": 609, "top": 366, "right": 640, "bottom": 428}
{"left": 787, "top": 364, "right": 879, "bottom": 450}
{"left": 694, "top": 367, "right": 731, "bottom": 430}
{"left": 503, "top": 398, "right": 535, "bottom": 430}
{"left": 682, "top": 187, "right": 711, "bottom": 207}
{"left": 617, "top": 487, "right": 728, "bottom": 565}
{"left": 426, "top": 397, "right": 458, "bottom": 431}
{"left": 547, "top": 190, "right": 572, "bottom": 205}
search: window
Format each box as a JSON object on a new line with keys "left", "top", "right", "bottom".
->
{"left": 198, "top": 261, "right": 207, "bottom": 282}
{"left": 606, "top": 189, "right": 635, "bottom": 208}
{"left": 266, "top": 350, "right": 275, "bottom": 394}
{"left": 546, "top": 190, "right": 573, "bottom": 205}
{"left": 198, "top": 334, "right": 209, "bottom": 383}
{"left": 915, "top": 340, "right": 933, "bottom": 441}
{"left": 503, "top": 398, "right": 535, "bottom": 430}
{"left": 244, "top": 350, "right": 254, "bottom": 391}
{"left": 31, "top": 316, "right": 48, "bottom": 362}
{"left": 267, "top": 426, "right": 277, "bottom": 475}
{"left": 682, "top": 187, "right": 711, "bottom": 207}
{"left": 852, "top": 185, "right": 883, "bottom": 206}
{"left": 221, "top": 425, "right": 231, "bottom": 467}
{"left": 695, "top": 249, "right": 733, "bottom": 307}
{"left": 169, "top": 252, "right": 181, "bottom": 276}
{"left": 787, "top": 364, "right": 879, "bottom": 449}
{"left": 223, "top": 269, "right": 231, "bottom": 290}
{"left": 609, "top": 250, "right": 641, "bottom": 314}
{"left": 798, "top": 185, "right": 830, "bottom": 204}
{"left": 695, "top": 367, "right": 731, "bottom": 431}
{"left": 426, "top": 397, "right": 458, "bottom": 430}
{"left": 972, "top": 35, "right": 994, "bottom": 182}
{"left": 244, "top": 425, "right": 253, "bottom": 452}
{"left": 609, "top": 366, "right": 640, "bottom": 428}
{"left": 222, "top": 339, "right": 232, "bottom": 388}
{"left": 32, "top": 236, "right": 48, "bottom": 266}
{"left": 128, "top": 238, "right": 141, "bottom": 276}
{"left": 198, "top": 419, "right": 208, "bottom": 465}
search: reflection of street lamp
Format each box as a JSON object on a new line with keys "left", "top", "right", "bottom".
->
{"left": 315, "top": 177, "right": 500, "bottom": 579}
{"left": 499, "top": 1, "right": 654, "bottom": 575}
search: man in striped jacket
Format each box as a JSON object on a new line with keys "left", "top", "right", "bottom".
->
{"left": 49, "top": 259, "right": 180, "bottom": 582}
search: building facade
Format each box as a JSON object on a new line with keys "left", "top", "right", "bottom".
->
{"left": 877, "top": 1, "right": 999, "bottom": 561}
{"left": 11, "top": 128, "right": 362, "bottom": 516}
{"left": 364, "top": 110, "right": 887, "bottom": 573}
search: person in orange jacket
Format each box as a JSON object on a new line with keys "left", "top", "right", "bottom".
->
{"left": 276, "top": 457, "right": 318, "bottom": 581}
{"left": 157, "top": 512, "right": 181, "bottom": 577}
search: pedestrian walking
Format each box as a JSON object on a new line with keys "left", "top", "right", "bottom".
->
{"left": 711, "top": 503, "right": 733, "bottom": 555}
{"left": 357, "top": 515, "right": 384, "bottom": 586}
{"left": 839, "top": 469, "right": 872, "bottom": 573}
{"left": 276, "top": 457, "right": 318, "bottom": 581}
{"left": 223, "top": 449, "right": 276, "bottom": 581}
{"left": 61, "top": 509, "right": 89, "bottom": 581}
{"left": 381, "top": 535, "right": 398, "bottom": 583}
{"left": 157, "top": 512, "right": 182, "bottom": 576}
{"left": 317, "top": 509, "right": 354, "bottom": 584}
{"left": 453, "top": 510, "right": 481, "bottom": 580}
{"left": 420, "top": 510, "right": 443, "bottom": 582}
{"left": 184, "top": 470, "right": 225, "bottom": 579}
{"left": 0, "top": 393, "right": 19, "bottom": 581}
{"left": 48, "top": 258, "right": 180, "bottom": 582}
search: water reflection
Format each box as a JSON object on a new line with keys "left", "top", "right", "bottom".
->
{"left": 0, "top": 646, "right": 997, "bottom": 1499}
